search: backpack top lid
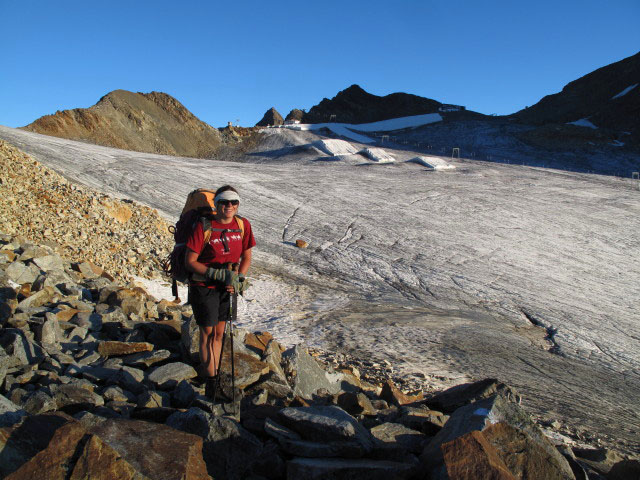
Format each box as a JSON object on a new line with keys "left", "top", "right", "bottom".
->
{"left": 182, "top": 188, "right": 216, "bottom": 216}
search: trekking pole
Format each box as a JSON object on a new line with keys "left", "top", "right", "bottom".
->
{"left": 227, "top": 263, "right": 238, "bottom": 413}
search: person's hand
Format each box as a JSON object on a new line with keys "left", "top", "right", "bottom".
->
{"left": 205, "top": 267, "right": 230, "bottom": 283}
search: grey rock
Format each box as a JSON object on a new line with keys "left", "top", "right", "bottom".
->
{"left": 73, "top": 311, "right": 103, "bottom": 331}
{"left": 122, "top": 349, "right": 170, "bottom": 369}
{"left": 278, "top": 406, "right": 374, "bottom": 452}
{"left": 40, "top": 269, "right": 74, "bottom": 288}
{"left": 17, "top": 245, "right": 51, "bottom": 261}
{"left": 0, "top": 328, "right": 45, "bottom": 365}
{"left": 263, "top": 338, "right": 287, "bottom": 378}
{"left": 283, "top": 345, "right": 355, "bottom": 399}
{"left": 147, "top": 362, "right": 197, "bottom": 390}
{"left": 22, "top": 389, "right": 57, "bottom": 414}
{"left": 102, "top": 385, "right": 136, "bottom": 403}
{"left": 32, "top": 254, "right": 64, "bottom": 272}
{"left": 264, "top": 417, "right": 302, "bottom": 442}
{"left": 370, "top": 422, "right": 428, "bottom": 454}
{"left": 53, "top": 383, "right": 104, "bottom": 411}
{"left": 0, "top": 393, "right": 27, "bottom": 427}
{"left": 6, "top": 262, "right": 40, "bottom": 284}
{"left": 425, "top": 378, "right": 521, "bottom": 414}
{"left": 63, "top": 325, "right": 89, "bottom": 342}
{"left": 181, "top": 314, "right": 199, "bottom": 362}
{"left": 109, "top": 365, "right": 146, "bottom": 394}
{"left": 249, "top": 371, "right": 292, "bottom": 400}
{"left": 16, "top": 286, "right": 55, "bottom": 311}
{"left": 286, "top": 458, "right": 415, "bottom": 480}
{"left": 76, "top": 350, "right": 101, "bottom": 366}
{"left": 35, "top": 315, "right": 63, "bottom": 345}
{"left": 137, "top": 390, "right": 170, "bottom": 408}
{"left": 172, "top": 379, "right": 197, "bottom": 408}
{"left": 396, "top": 406, "right": 448, "bottom": 436}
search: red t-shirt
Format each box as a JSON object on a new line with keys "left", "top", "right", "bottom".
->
{"left": 186, "top": 217, "right": 256, "bottom": 286}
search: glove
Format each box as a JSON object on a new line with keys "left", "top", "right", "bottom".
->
{"left": 204, "top": 267, "right": 231, "bottom": 283}
{"left": 237, "top": 277, "right": 250, "bottom": 296}
{"left": 230, "top": 272, "right": 245, "bottom": 295}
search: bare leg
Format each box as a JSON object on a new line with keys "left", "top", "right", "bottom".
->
{"left": 199, "top": 322, "right": 226, "bottom": 377}
{"left": 199, "top": 325, "right": 214, "bottom": 377}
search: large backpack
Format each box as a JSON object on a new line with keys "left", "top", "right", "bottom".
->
{"left": 161, "top": 188, "right": 244, "bottom": 302}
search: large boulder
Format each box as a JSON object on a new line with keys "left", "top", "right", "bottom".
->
{"left": 4, "top": 421, "right": 148, "bottom": 480}
{"left": 420, "top": 394, "right": 574, "bottom": 479}
{"left": 0, "top": 394, "right": 27, "bottom": 427}
{"left": 283, "top": 345, "right": 355, "bottom": 399}
{"left": 147, "top": 362, "right": 197, "bottom": 390}
{"left": 278, "top": 405, "right": 374, "bottom": 454}
{"left": 167, "top": 407, "right": 263, "bottom": 480}
{"left": 77, "top": 416, "right": 210, "bottom": 480}
{"left": 483, "top": 422, "right": 576, "bottom": 480}
{"left": 425, "top": 378, "right": 521, "bottom": 414}
{"left": 0, "top": 412, "right": 71, "bottom": 478}
{"left": 440, "top": 430, "right": 516, "bottom": 480}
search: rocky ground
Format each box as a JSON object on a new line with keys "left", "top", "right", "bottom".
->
{"left": 1, "top": 140, "right": 638, "bottom": 478}
{"left": 0, "top": 140, "right": 173, "bottom": 281}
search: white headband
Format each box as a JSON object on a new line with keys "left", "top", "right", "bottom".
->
{"left": 214, "top": 190, "right": 240, "bottom": 204}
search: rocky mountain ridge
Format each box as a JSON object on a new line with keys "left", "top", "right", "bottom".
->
{"left": 23, "top": 90, "right": 224, "bottom": 158}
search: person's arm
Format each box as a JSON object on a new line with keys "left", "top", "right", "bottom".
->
{"left": 238, "top": 248, "right": 252, "bottom": 275}
{"left": 185, "top": 249, "right": 208, "bottom": 276}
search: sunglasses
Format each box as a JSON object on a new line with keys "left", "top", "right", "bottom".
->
{"left": 218, "top": 200, "right": 239, "bottom": 206}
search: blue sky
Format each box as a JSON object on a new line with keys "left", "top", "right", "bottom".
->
{"left": 1, "top": 0, "right": 639, "bottom": 128}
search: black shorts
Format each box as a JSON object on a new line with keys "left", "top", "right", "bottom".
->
{"left": 189, "top": 285, "right": 230, "bottom": 327}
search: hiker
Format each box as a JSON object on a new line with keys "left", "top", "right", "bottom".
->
{"left": 185, "top": 185, "right": 256, "bottom": 395}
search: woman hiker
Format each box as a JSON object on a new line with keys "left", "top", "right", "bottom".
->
{"left": 185, "top": 185, "right": 256, "bottom": 399}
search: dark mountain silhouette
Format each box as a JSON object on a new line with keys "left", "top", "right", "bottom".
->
{"left": 23, "top": 90, "right": 223, "bottom": 158}
{"left": 512, "top": 51, "right": 640, "bottom": 146}
{"left": 301, "top": 84, "right": 444, "bottom": 124}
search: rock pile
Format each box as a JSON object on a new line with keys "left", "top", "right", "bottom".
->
{"left": 1, "top": 234, "right": 638, "bottom": 479}
{"left": 0, "top": 140, "right": 173, "bottom": 281}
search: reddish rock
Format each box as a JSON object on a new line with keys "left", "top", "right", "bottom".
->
{"left": 483, "top": 422, "right": 575, "bottom": 479}
{"left": 245, "top": 331, "right": 274, "bottom": 355}
{"left": 4, "top": 421, "right": 144, "bottom": 480}
{"left": 295, "top": 239, "right": 309, "bottom": 248}
{"left": 380, "top": 379, "right": 424, "bottom": 406}
{"left": 56, "top": 308, "right": 80, "bottom": 322}
{"left": 98, "top": 341, "right": 154, "bottom": 357}
{"left": 0, "top": 412, "right": 72, "bottom": 478}
{"left": 84, "top": 418, "right": 210, "bottom": 480}
{"left": 441, "top": 430, "right": 516, "bottom": 480}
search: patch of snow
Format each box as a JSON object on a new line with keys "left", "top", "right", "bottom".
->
{"left": 611, "top": 83, "right": 638, "bottom": 100}
{"left": 361, "top": 147, "right": 396, "bottom": 163}
{"left": 313, "top": 139, "right": 359, "bottom": 156}
{"left": 348, "top": 113, "right": 443, "bottom": 132}
{"left": 611, "top": 140, "right": 625, "bottom": 147}
{"left": 326, "top": 125, "right": 374, "bottom": 143}
{"left": 285, "top": 113, "right": 444, "bottom": 144}
{"left": 567, "top": 118, "right": 598, "bottom": 129}
{"left": 408, "top": 156, "right": 456, "bottom": 170}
